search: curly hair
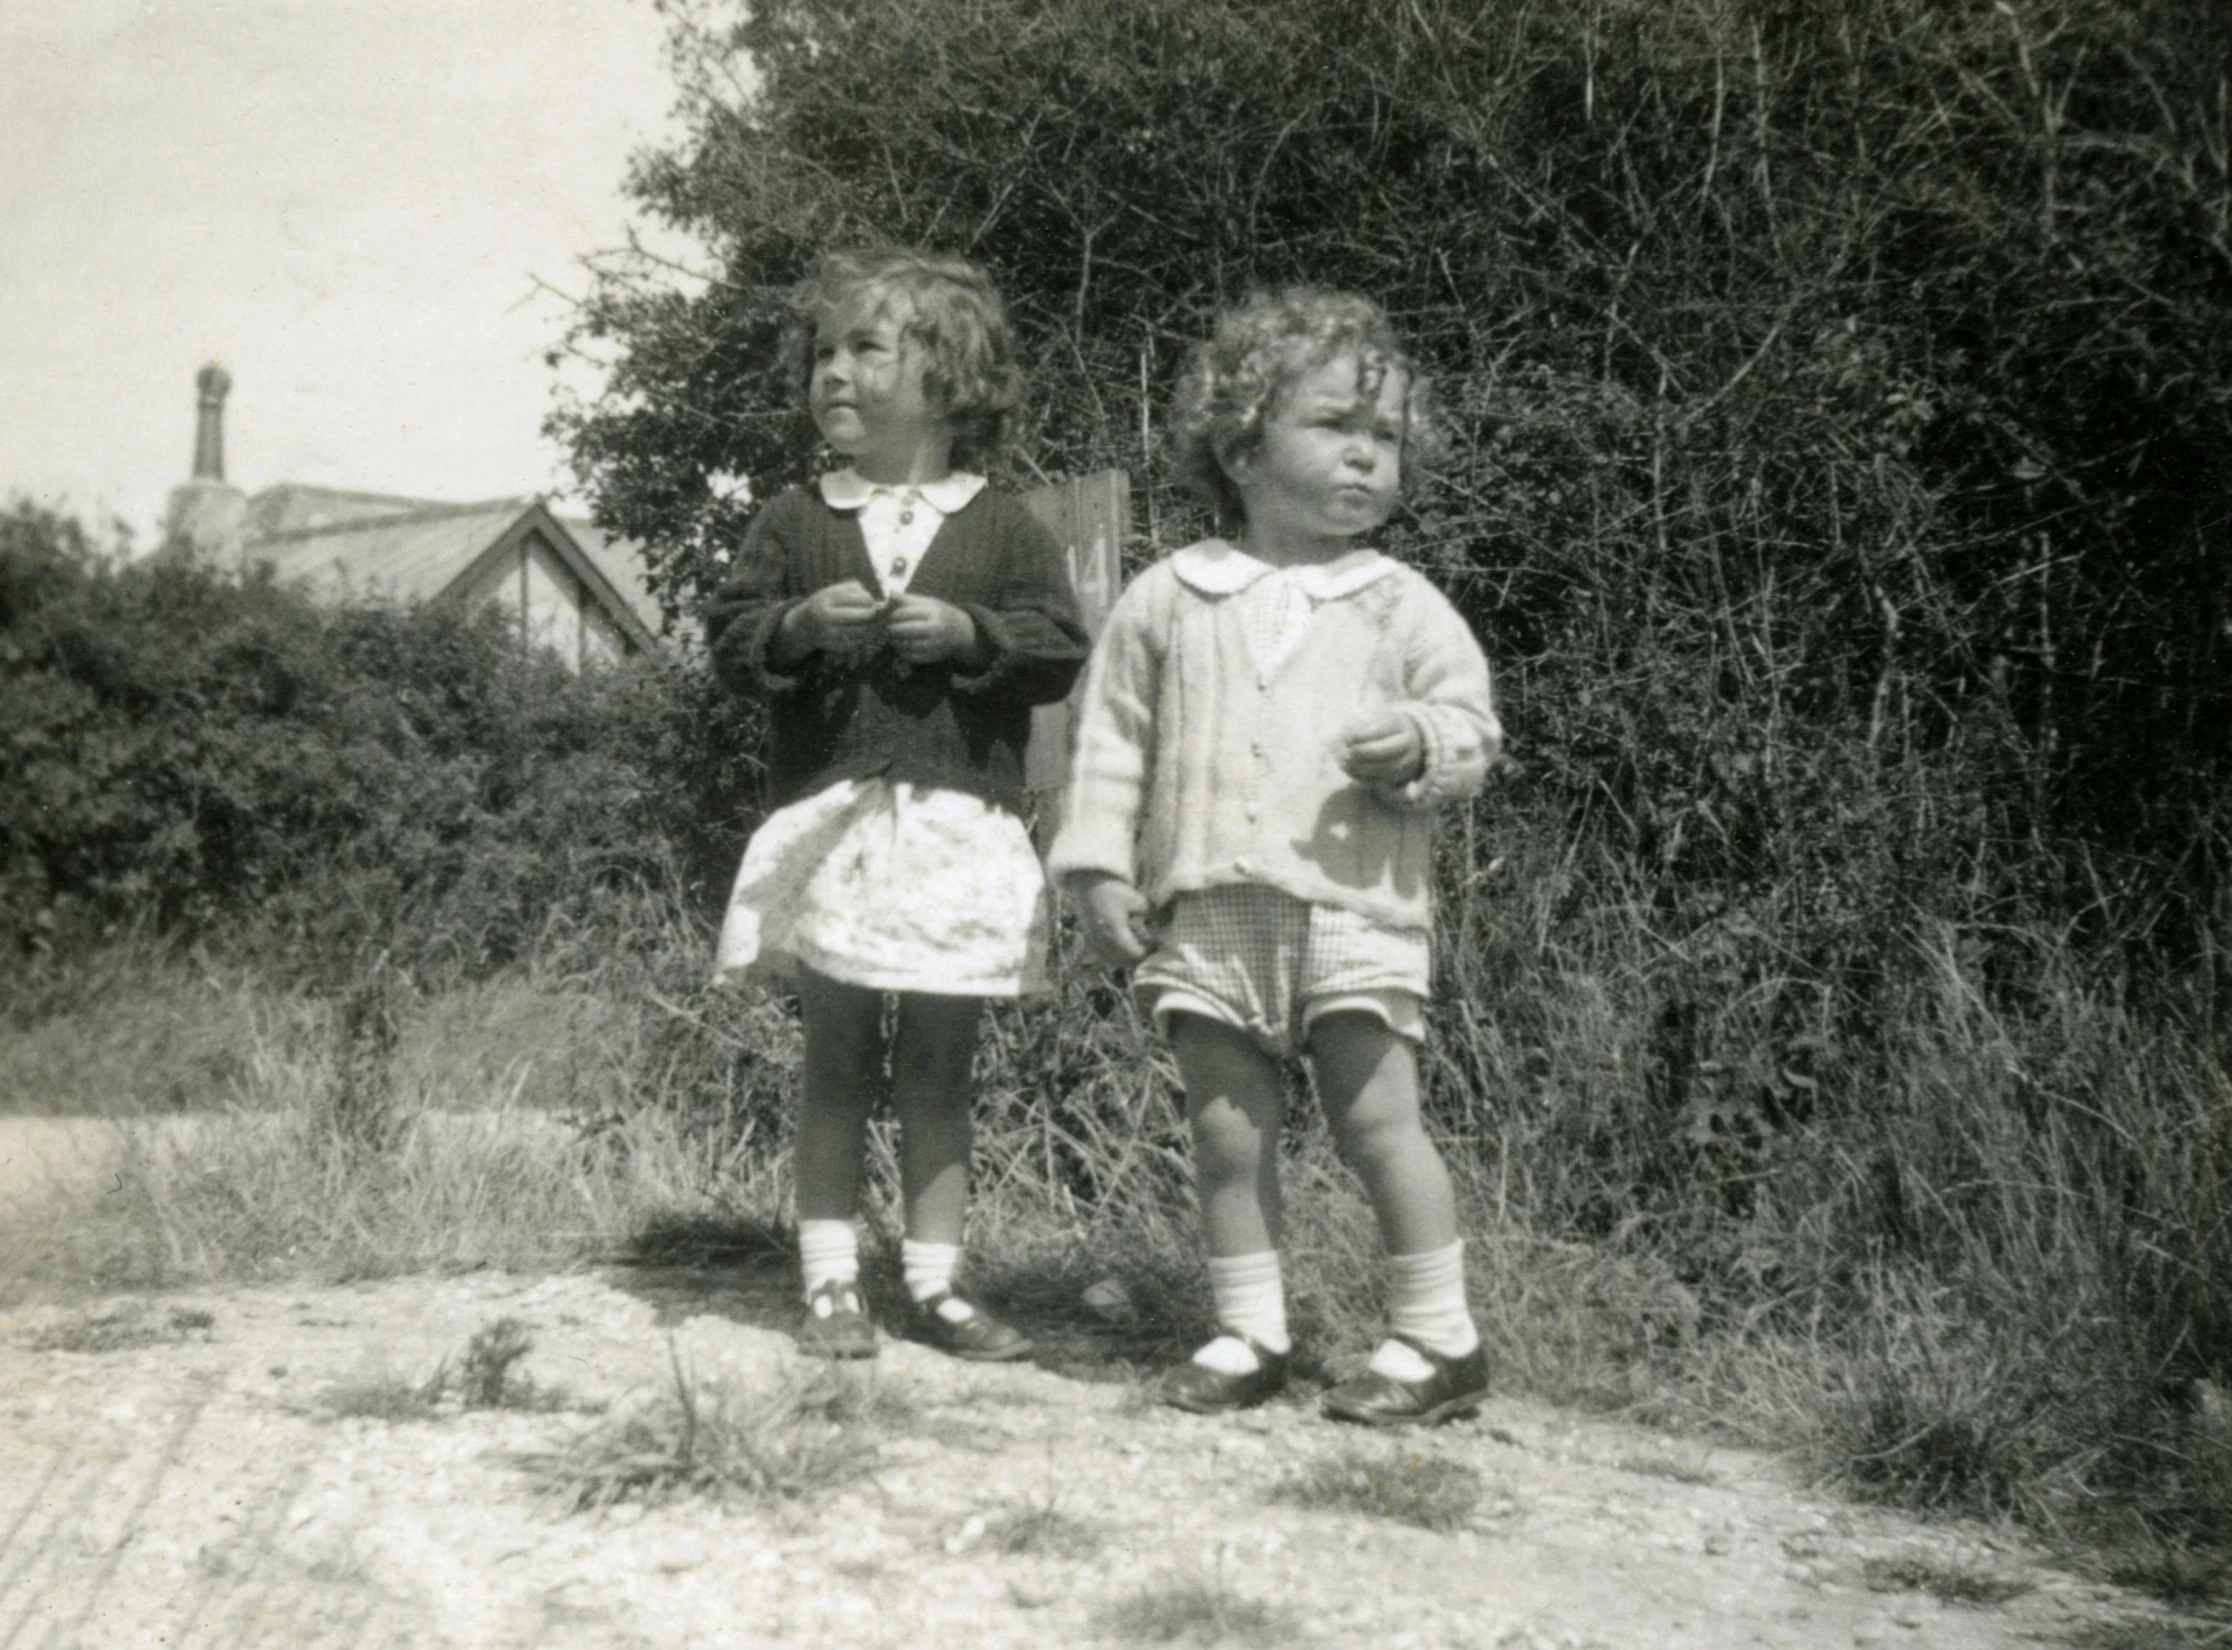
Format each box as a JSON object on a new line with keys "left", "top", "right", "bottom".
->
{"left": 1168, "top": 288, "right": 1445, "bottom": 530}
{"left": 783, "top": 247, "right": 1024, "bottom": 471}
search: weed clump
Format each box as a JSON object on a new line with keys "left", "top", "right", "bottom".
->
{"left": 326, "top": 960, "right": 406, "bottom": 1154}
{"left": 2102, "top": 1544, "right": 2230, "bottom": 1610}
{"left": 323, "top": 1369, "right": 446, "bottom": 1423}
{"left": 980, "top": 1498, "right": 1102, "bottom": 1559}
{"left": 22, "top": 1303, "right": 217, "bottom": 1354}
{"left": 1615, "top": 1450, "right": 1720, "bottom": 1487}
{"left": 2064, "top": 1618, "right": 2232, "bottom": 1650}
{"left": 447, "top": 1316, "right": 548, "bottom": 1410}
{"left": 321, "top": 1317, "right": 566, "bottom": 1421}
{"left": 523, "top": 1345, "right": 902, "bottom": 1512}
{"left": 1271, "top": 1443, "right": 1483, "bottom": 1533}
{"left": 1860, "top": 1552, "right": 2033, "bottom": 1608}
{"left": 1093, "top": 1576, "right": 1297, "bottom": 1648}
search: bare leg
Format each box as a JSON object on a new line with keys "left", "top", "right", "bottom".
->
{"left": 1168, "top": 1012, "right": 1287, "bottom": 1257}
{"left": 887, "top": 990, "right": 1030, "bottom": 1358}
{"left": 792, "top": 969, "right": 886, "bottom": 1223}
{"left": 1309, "top": 1011, "right": 1484, "bottom": 1410}
{"left": 1307, "top": 1012, "right": 1458, "bottom": 1256}
{"left": 1158, "top": 1011, "right": 1293, "bottom": 1394}
{"left": 888, "top": 990, "right": 984, "bottom": 1245}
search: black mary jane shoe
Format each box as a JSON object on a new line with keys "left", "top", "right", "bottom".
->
{"left": 1321, "top": 1336, "right": 1490, "bottom": 1427}
{"left": 1155, "top": 1334, "right": 1292, "bottom": 1415}
{"left": 795, "top": 1280, "right": 878, "bottom": 1361}
{"left": 904, "top": 1291, "right": 1035, "bottom": 1362}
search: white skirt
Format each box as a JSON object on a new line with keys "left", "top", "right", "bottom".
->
{"left": 714, "top": 779, "right": 1051, "bottom": 996}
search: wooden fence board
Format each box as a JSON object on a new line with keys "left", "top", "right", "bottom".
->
{"left": 1019, "top": 471, "right": 1127, "bottom": 807}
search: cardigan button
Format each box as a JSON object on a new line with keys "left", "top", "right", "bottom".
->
{"left": 899, "top": 510, "right": 915, "bottom": 525}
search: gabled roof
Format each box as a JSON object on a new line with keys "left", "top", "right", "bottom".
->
{"left": 242, "top": 488, "right": 662, "bottom": 657}
{"left": 559, "top": 515, "right": 668, "bottom": 639}
{"left": 249, "top": 497, "right": 530, "bottom": 599}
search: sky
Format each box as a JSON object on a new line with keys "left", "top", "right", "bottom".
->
{"left": 0, "top": 0, "right": 681, "bottom": 545}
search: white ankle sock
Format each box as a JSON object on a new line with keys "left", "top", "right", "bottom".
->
{"left": 799, "top": 1219, "right": 859, "bottom": 1304}
{"left": 901, "top": 1238, "right": 974, "bottom": 1323}
{"left": 1369, "top": 1239, "right": 1479, "bottom": 1380}
{"left": 1195, "top": 1250, "right": 1289, "bottom": 1374}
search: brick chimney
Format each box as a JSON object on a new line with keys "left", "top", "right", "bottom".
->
{"left": 164, "top": 362, "right": 247, "bottom": 565}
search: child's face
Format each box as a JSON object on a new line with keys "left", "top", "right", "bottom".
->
{"left": 808, "top": 293, "right": 944, "bottom": 465}
{"left": 1226, "top": 352, "right": 1407, "bottom": 555}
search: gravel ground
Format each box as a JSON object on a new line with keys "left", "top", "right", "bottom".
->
{"left": 0, "top": 1116, "right": 2210, "bottom": 1649}
{"left": 0, "top": 1262, "right": 2192, "bottom": 1650}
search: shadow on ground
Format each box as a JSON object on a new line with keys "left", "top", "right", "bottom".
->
{"left": 604, "top": 1210, "right": 800, "bottom": 1330}
{"left": 600, "top": 1210, "right": 1247, "bottom": 1389}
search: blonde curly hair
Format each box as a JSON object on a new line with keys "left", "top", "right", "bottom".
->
{"left": 1168, "top": 288, "right": 1445, "bottom": 531}
{"left": 784, "top": 247, "right": 1023, "bottom": 471}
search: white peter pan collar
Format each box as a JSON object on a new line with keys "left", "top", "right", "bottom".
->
{"left": 1169, "top": 539, "right": 1399, "bottom": 600}
{"left": 818, "top": 469, "right": 987, "bottom": 514}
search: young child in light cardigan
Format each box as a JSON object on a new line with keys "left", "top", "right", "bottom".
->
{"left": 706, "top": 248, "right": 1087, "bottom": 1363}
{"left": 1049, "top": 288, "right": 1501, "bottom": 1425}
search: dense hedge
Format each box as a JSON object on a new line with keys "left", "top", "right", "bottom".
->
{"left": 0, "top": 504, "right": 757, "bottom": 988}
{"left": 544, "top": 4, "right": 2232, "bottom": 1534}
{"left": 550, "top": 0, "right": 2232, "bottom": 1268}
{"left": 560, "top": 0, "right": 2231, "bottom": 940}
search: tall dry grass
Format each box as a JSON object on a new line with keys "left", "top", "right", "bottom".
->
{"left": 6, "top": 872, "right": 2225, "bottom": 1571}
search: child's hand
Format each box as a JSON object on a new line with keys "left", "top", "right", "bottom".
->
{"left": 1070, "top": 873, "right": 1152, "bottom": 967}
{"left": 885, "top": 593, "right": 979, "bottom": 665}
{"left": 1337, "top": 710, "right": 1425, "bottom": 785}
{"left": 786, "top": 580, "right": 887, "bottom": 655}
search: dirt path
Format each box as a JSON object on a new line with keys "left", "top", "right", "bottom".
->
{"left": 0, "top": 1261, "right": 2179, "bottom": 1650}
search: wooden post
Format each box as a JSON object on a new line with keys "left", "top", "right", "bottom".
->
{"left": 1019, "top": 470, "right": 1127, "bottom": 836}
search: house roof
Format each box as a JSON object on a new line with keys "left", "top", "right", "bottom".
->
{"left": 244, "top": 483, "right": 470, "bottom": 539}
{"left": 558, "top": 515, "right": 667, "bottom": 638}
{"left": 242, "top": 486, "right": 662, "bottom": 656}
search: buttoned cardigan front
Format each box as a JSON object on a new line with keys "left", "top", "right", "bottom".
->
{"left": 706, "top": 483, "right": 1088, "bottom": 818}
{"left": 1048, "top": 541, "right": 1501, "bottom": 932}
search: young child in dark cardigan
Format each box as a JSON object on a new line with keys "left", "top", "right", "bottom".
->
{"left": 705, "top": 248, "right": 1088, "bottom": 1362}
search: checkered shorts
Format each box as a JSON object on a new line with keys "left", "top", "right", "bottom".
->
{"left": 1133, "top": 883, "right": 1430, "bottom": 1057}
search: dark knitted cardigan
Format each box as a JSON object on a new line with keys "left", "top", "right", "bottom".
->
{"left": 705, "top": 484, "right": 1089, "bottom": 818}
